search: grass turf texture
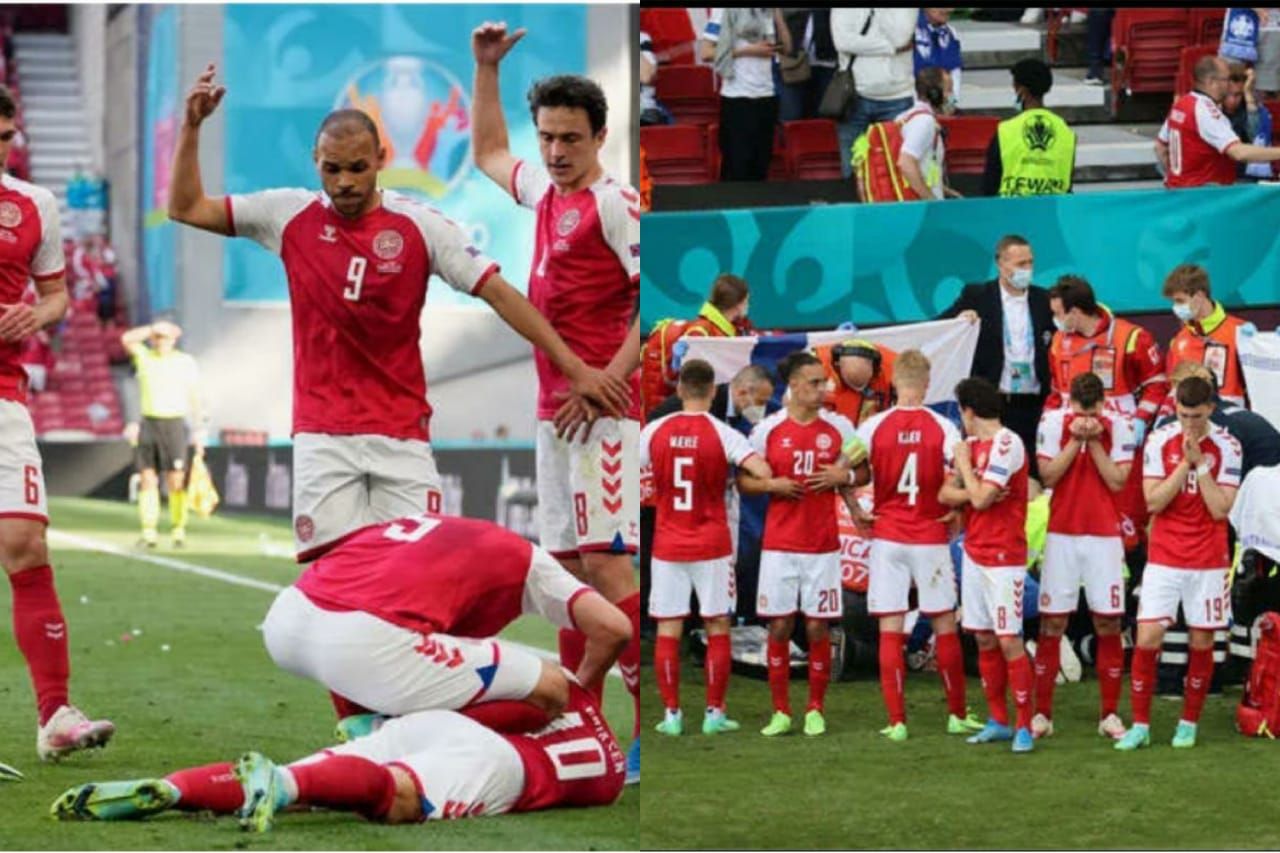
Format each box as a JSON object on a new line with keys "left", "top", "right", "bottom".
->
{"left": 0, "top": 498, "right": 636, "bottom": 850}
{"left": 642, "top": 638, "right": 1280, "bottom": 850}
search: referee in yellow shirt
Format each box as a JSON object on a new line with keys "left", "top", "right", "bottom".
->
{"left": 121, "top": 320, "right": 205, "bottom": 547}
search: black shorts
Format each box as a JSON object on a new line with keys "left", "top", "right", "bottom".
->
{"left": 136, "top": 417, "right": 189, "bottom": 474}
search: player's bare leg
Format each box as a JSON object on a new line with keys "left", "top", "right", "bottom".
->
{"left": 876, "top": 612, "right": 910, "bottom": 740}
{"left": 165, "top": 468, "right": 189, "bottom": 547}
{"left": 701, "top": 615, "right": 738, "bottom": 734}
{"left": 653, "top": 617, "right": 684, "bottom": 735}
{"left": 137, "top": 467, "right": 160, "bottom": 547}
{"left": 762, "top": 615, "right": 795, "bottom": 736}
{"left": 803, "top": 618, "right": 832, "bottom": 736}
{"left": 1, "top": 518, "right": 114, "bottom": 760}
{"left": 1116, "top": 620, "right": 1166, "bottom": 751}
{"left": 1092, "top": 614, "right": 1126, "bottom": 739}
{"left": 931, "top": 612, "right": 982, "bottom": 734}
{"left": 1031, "top": 613, "right": 1069, "bottom": 738}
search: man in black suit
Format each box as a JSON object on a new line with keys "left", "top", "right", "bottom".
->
{"left": 937, "top": 234, "right": 1055, "bottom": 479}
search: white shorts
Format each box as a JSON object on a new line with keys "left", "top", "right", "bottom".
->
{"left": 262, "top": 586, "right": 542, "bottom": 715}
{"left": 0, "top": 400, "right": 47, "bottom": 523}
{"left": 961, "top": 554, "right": 1026, "bottom": 636}
{"left": 313, "top": 709, "right": 524, "bottom": 820}
{"left": 293, "top": 432, "right": 442, "bottom": 561}
{"left": 649, "top": 556, "right": 736, "bottom": 619}
{"left": 757, "top": 549, "right": 842, "bottom": 619}
{"left": 1138, "top": 564, "right": 1232, "bottom": 630}
{"left": 1040, "top": 533, "right": 1125, "bottom": 616}
{"left": 867, "top": 541, "right": 956, "bottom": 616}
{"left": 536, "top": 418, "right": 639, "bottom": 557}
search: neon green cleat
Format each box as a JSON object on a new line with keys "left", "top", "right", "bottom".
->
{"left": 760, "top": 711, "right": 792, "bottom": 737}
{"left": 1114, "top": 723, "right": 1150, "bottom": 751}
{"left": 234, "top": 751, "right": 291, "bottom": 833}
{"left": 880, "top": 722, "right": 908, "bottom": 742}
{"left": 334, "top": 713, "right": 388, "bottom": 744}
{"left": 947, "top": 712, "right": 985, "bottom": 734}
{"left": 702, "top": 709, "right": 740, "bottom": 735}
{"left": 51, "top": 779, "right": 180, "bottom": 821}
{"left": 1171, "top": 720, "right": 1198, "bottom": 749}
{"left": 654, "top": 710, "right": 683, "bottom": 737}
{"left": 803, "top": 709, "right": 826, "bottom": 737}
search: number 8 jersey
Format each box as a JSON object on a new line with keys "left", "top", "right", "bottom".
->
{"left": 854, "top": 406, "right": 961, "bottom": 545}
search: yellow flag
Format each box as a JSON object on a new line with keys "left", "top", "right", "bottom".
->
{"left": 188, "top": 455, "right": 220, "bottom": 519}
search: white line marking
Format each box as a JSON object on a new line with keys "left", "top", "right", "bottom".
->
{"left": 48, "top": 529, "right": 621, "bottom": 680}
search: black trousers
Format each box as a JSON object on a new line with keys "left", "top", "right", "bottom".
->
{"left": 999, "top": 392, "right": 1047, "bottom": 482}
{"left": 718, "top": 95, "right": 778, "bottom": 182}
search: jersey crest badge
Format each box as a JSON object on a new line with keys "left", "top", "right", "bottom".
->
{"left": 556, "top": 208, "right": 581, "bottom": 237}
{"left": 0, "top": 201, "right": 21, "bottom": 228}
{"left": 816, "top": 433, "right": 833, "bottom": 451}
{"left": 373, "top": 229, "right": 404, "bottom": 260}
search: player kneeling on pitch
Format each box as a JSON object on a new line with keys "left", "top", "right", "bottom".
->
{"left": 1033, "top": 372, "right": 1135, "bottom": 740}
{"left": 52, "top": 679, "right": 624, "bottom": 830}
{"left": 259, "top": 514, "right": 631, "bottom": 739}
{"left": 1115, "top": 375, "right": 1241, "bottom": 751}
{"left": 642, "top": 359, "right": 776, "bottom": 737}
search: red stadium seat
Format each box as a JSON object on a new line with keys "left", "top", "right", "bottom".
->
{"left": 639, "top": 124, "right": 716, "bottom": 185}
{"left": 767, "top": 125, "right": 788, "bottom": 181}
{"left": 1266, "top": 100, "right": 1280, "bottom": 143}
{"left": 782, "top": 120, "right": 844, "bottom": 181}
{"left": 655, "top": 65, "right": 720, "bottom": 126}
{"left": 1189, "top": 8, "right": 1224, "bottom": 45}
{"left": 1111, "top": 8, "right": 1190, "bottom": 117}
{"left": 937, "top": 116, "right": 1000, "bottom": 175}
{"left": 1175, "top": 44, "right": 1218, "bottom": 99}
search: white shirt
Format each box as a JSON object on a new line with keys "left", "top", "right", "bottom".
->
{"left": 704, "top": 8, "right": 776, "bottom": 99}
{"left": 998, "top": 283, "right": 1040, "bottom": 394}
{"left": 897, "top": 100, "right": 945, "bottom": 199}
{"left": 640, "top": 31, "right": 659, "bottom": 112}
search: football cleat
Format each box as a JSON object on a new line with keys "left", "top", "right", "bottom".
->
{"left": 880, "top": 722, "right": 908, "bottom": 742}
{"left": 1097, "top": 713, "right": 1127, "bottom": 740}
{"left": 760, "top": 711, "right": 792, "bottom": 737}
{"left": 1114, "top": 723, "right": 1150, "bottom": 751}
{"left": 38, "top": 705, "right": 115, "bottom": 762}
{"left": 701, "top": 709, "right": 739, "bottom": 735}
{"left": 946, "top": 712, "right": 985, "bottom": 735}
{"left": 803, "top": 709, "right": 826, "bottom": 737}
{"left": 1011, "top": 727, "right": 1035, "bottom": 753}
{"left": 624, "top": 739, "right": 640, "bottom": 786}
{"left": 1030, "top": 713, "right": 1054, "bottom": 739}
{"left": 654, "top": 709, "right": 683, "bottom": 737}
{"left": 171, "top": 528, "right": 186, "bottom": 548}
{"left": 51, "top": 778, "right": 179, "bottom": 821}
{"left": 966, "top": 720, "right": 1014, "bottom": 744}
{"left": 234, "top": 751, "right": 291, "bottom": 832}
{"left": 334, "top": 713, "right": 388, "bottom": 743}
{"left": 0, "top": 760, "right": 23, "bottom": 782}
{"left": 139, "top": 531, "right": 157, "bottom": 549}
{"left": 1171, "top": 720, "right": 1198, "bottom": 749}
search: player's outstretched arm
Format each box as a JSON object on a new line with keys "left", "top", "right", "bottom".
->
{"left": 168, "top": 63, "right": 232, "bottom": 235}
{"left": 471, "top": 22, "right": 525, "bottom": 193}
{"left": 570, "top": 591, "right": 631, "bottom": 692}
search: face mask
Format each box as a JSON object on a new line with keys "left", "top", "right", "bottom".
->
{"left": 1008, "top": 268, "right": 1033, "bottom": 290}
{"left": 945, "top": 94, "right": 959, "bottom": 113}
{"left": 1053, "top": 317, "right": 1068, "bottom": 333}
{"left": 741, "top": 404, "right": 765, "bottom": 424}
{"left": 1014, "top": 94, "right": 1024, "bottom": 112}
{"left": 1172, "top": 302, "right": 1195, "bottom": 323}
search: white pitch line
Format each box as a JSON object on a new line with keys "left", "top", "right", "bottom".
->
{"left": 47, "top": 529, "right": 621, "bottom": 679}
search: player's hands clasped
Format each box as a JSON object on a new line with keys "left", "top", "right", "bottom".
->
{"left": 768, "top": 477, "right": 806, "bottom": 500}
{"left": 1183, "top": 435, "right": 1203, "bottom": 466}
{"left": 472, "top": 22, "right": 527, "bottom": 66}
{"left": 568, "top": 366, "right": 631, "bottom": 420}
{"left": 185, "top": 63, "right": 226, "bottom": 128}
{"left": 806, "top": 463, "right": 849, "bottom": 493}
{"left": 0, "top": 302, "right": 40, "bottom": 342}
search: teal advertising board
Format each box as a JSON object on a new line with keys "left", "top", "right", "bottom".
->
{"left": 640, "top": 185, "right": 1280, "bottom": 332}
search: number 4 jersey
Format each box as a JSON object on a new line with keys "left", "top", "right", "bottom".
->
{"left": 854, "top": 406, "right": 961, "bottom": 545}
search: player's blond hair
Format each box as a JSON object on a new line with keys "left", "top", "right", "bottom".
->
{"left": 893, "top": 349, "right": 930, "bottom": 391}
{"left": 1170, "top": 359, "right": 1215, "bottom": 389}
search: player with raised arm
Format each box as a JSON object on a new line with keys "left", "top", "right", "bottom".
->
{"left": 741, "top": 351, "right": 859, "bottom": 738}
{"left": 853, "top": 350, "right": 982, "bottom": 741}
{"left": 642, "top": 359, "right": 775, "bottom": 737}
{"left": 0, "top": 84, "right": 114, "bottom": 762}
{"left": 1032, "top": 372, "right": 1135, "bottom": 740}
{"left": 470, "top": 23, "right": 643, "bottom": 779}
{"left": 939, "top": 377, "right": 1035, "bottom": 753}
{"left": 166, "top": 64, "right": 628, "bottom": 563}
{"left": 1115, "top": 376, "right": 1241, "bottom": 751}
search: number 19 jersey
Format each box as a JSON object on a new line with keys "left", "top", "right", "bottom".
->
{"left": 855, "top": 406, "right": 960, "bottom": 545}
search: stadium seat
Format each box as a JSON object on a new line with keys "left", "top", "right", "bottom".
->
{"left": 1174, "top": 44, "right": 1218, "bottom": 98}
{"left": 767, "top": 125, "right": 788, "bottom": 181}
{"left": 639, "top": 124, "right": 716, "bottom": 185}
{"left": 937, "top": 116, "right": 1000, "bottom": 175}
{"left": 642, "top": 7, "right": 696, "bottom": 53}
{"left": 655, "top": 64, "right": 720, "bottom": 126}
{"left": 782, "top": 120, "right": 843, "bottom": 181}
{"left": 1189, "top": 8, "right": 1224, "bottom": 45}
{"left": 1111, "top": 8, "right": 1190, "bottom": 117}
{"left": 1266, "top": 100, "right": 1280, "bottom": 143}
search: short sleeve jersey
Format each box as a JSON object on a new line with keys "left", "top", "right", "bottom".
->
{"left": 510, "top": 161, "right": 640, "bottom": 421}
{"left": 128, "top": 346, "right": 200, "bottom": 419}
{"left": 640, "top": 411, "right": 758, "bottom": 562}
{"left": 897, "top": 104, "right": 946, "bottom": 199}
{"left": 0, "top": 174, "right": 64, "bottom": 403}
{"left": 855, "top": 406, "right": 960, "bottom": 544}
{"left": 1158, "top": 91, "right": 1241, "bottom": 188}
{"left": 963, "top": 427, "right": 1029, "bottom": 567}
{"left": 750, "top": 409, "right": 856, "bottom": 553}
{"left": 294, "top": 514, "right": 590, "bottom": 637}
{"left": 1036, "top": 410, "right": 1135, "bottom": 536}
{"left": 1143, "top": 422, "right": 1242, "bottom": 568}
{"left": 226, "top": 189, "right": 498, "bottom": 441}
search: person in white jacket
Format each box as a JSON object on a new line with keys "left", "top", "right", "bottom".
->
{"left": 831, "top": 8, "right": 919, "bottom": 179}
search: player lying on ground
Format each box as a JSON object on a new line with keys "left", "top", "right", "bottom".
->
{"left": 52, "top": 680, "right": 624, "bottom": 831}
{"left": 260, "top": 512, "right": 631, "bottom": 737}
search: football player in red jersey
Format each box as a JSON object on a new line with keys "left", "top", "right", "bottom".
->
{"left": 940, "top": 377, "right": 1035, "bottom": 753}
{"left": 167, "top": 63, "right": 628, "bottom": 564}
{"left": 1116, "top": 376, "right": 1241, "bottom": 751}
{"left": 0, "top": 84, "right": 114, "bottom": 761}
{"left": 1033, "top": 372, "right": 1134, "bottom": 740}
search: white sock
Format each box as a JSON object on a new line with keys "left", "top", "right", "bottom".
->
{"left": 277, "top": 767, "right": 300, "bottom": 804}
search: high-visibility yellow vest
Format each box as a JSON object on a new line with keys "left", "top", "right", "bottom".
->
{"left": 997, "top": 108, "right": 1076, "bottom": 197}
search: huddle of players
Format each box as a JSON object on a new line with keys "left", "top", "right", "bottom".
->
{"left": 645, "top": 335, "right": 1242, "bottom": 753}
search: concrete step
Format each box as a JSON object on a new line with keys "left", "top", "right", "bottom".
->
{"left": 1074, "top": 123, "right": 1162, "bottom": 181}
{"left": 952, "top": 20, "right": 1043, "bottom": 70}
{"left": 957, "top": 65, "right": 1105, "bottom": 112}
{"left": 21, "top": 110, "right": 86, "bottom": 128}
{"left": 19, "top": 79, "right": 79, "bottom": 97}
{"left": 14, "top": 65, "right": 78, "bottom": 84}
{"left": 28, "top": 137, "right": 90, "bottom": 157}
{"left": 15, "top": 47, "right": 74, "bottom": 65}
{"left": 13, "top": 33, "right": 73, "bottom": 49}
{"left": 16, "top": 93, "right": 80, "bottom": 112}
{"left": 1074, "top": 179, "right": 1164, "bottom": 192}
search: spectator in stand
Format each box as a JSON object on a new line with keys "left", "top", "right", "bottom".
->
{"left": 1082, "top": 9, "right": 1115, "bottom": 87}
{"left": 982, "top": 58, "right": 1076, "bottom": 197}
{"left": 831, "top": 8, "right": 918, "bottom": 180}
{"left": 774, "top": 9, "right": 838, "bottom": 122}
{"left": 1155, "top": 55, "right": 1280, "bottom": 188}
{"left": 640, "top": 30, "right": 673, "bottom": 126}
{"left": 1222, "top": 63, "right": 1275, "bottom": 181}
{"left": 1163, "top": 263, "right": 1252, "bottom": 409}
{"left": 93, "top": 236, "right": 119, "bottom": 327}
{"left": 855, "top": 66, "right": 959, "bottom": 202}
{"left": 914, "top": 9, "right": 963, "bottom": 99}
{"left": 701, "top": 8, "right": 783, "bottom": 182}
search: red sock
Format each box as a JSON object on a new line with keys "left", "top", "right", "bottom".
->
{"left": 878, "top": 631, "right": 907, "bottom": 724}
{"left": 615, "top": 592, "right": 642, "bottom": 739}
{"left": 705, "top": 633, "right": 731, "bottom": 711}
{"left": 935, "top": 631, "right": 967, "bottom": 717}
{"left": 1181, "top": 647, "right": 1214, "bottom": 724}
{"left": 460, "top": 700, "right": 552, "bottom": 734}
{"left": 1096, "top": 633, "right": 1124, "bottom": 718}
{"left": 558, "top": 628, "right": 599, "bottom": 701}
{"left": 767, "top": 638, "right": 791, "bottom": 714}
{"left": 1008, "top": 653, "right": 1033, "bottom": 730}
{"left": 654, "top": 635, "right": 681, "bottom": 712}
{"left": 1130, "top": 646, "right": 1158, "bottom": 726}
{"left": 9, "top": 565, "right": 70, "bottom": 725}
{"left": 290, "top": 755, "right": 396, "bottom": 820}
{"left": 1033, "top": 634, "right": 1061, "bottom": 720}
{"left": 977, "top": 645, "right": 1009, "bottom": 726}
{"left": 166, "top": 762, "right": 243, "bottom": 813}
{"left": 330, "top": 692, "right": 373, "bottom": 720}
{"left": 807, "top": 635, "right": 831, "bottom": 713}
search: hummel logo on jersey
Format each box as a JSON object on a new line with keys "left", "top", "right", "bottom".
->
{"left": 319, "top": 225, "right": 337, "bottom": 243}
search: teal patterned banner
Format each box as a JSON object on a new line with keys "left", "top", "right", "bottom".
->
{"left": 640, "top": 185, "right": 1280, "bottom": 332}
